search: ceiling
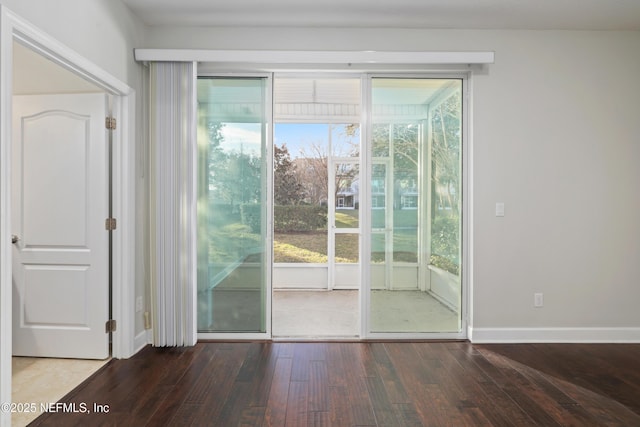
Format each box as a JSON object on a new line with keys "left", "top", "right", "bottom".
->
{"left": 121, "top": 0, "right": 640, "bottom": 31}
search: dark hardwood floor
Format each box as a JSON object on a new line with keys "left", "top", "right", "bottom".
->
{"left": 31, "top": 342, "right": 640, "bottom": 426}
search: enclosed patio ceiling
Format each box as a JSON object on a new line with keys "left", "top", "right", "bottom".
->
{"left": 198, "top": 77, "right": 458, "bottom": 123}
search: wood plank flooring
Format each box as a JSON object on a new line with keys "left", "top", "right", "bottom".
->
{"left": 31, "top": 342, "right": 640, "bottom": 426}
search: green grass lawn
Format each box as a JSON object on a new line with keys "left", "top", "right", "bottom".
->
{"left": 335, "top": 210, "right": 359, "bottom": 228}
{"left": 274, "top": 233, "right": 328, "bottom": 263}
{"left": 207, "top": 205, "right": 425, "bottom": 267}
{"left": 274, "top": 232, "right": 357, "bottom": 263}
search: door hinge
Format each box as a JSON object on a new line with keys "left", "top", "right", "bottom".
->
{"left": 105, "top": 117, "right": 117, "bottom": 130}
{"left": 105, "top": 319, "right": 117, "bottom": 333}
{"left": 105, "top": 218, "right": 117, "bottom": 231}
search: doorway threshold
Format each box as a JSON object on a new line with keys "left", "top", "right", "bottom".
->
{"left": 271, "top": 336, "right": 360, "bottom": 342}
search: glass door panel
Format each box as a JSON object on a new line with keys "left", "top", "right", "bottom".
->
{"left": 368, "top": 78, "right": 463, "bottom": 334}
{"left": 330, "top": 159, "right": 360, "bottom": 290}
{"left": 271, "top": 119, "right": 360, "bottom": 292}
{"left": 272, "top": 76, "right": 361, "bottom": 337}
{"left": 334, "top": 162, "right": 359, "bottom": 228}
{"left": 335, "top": 234, "right": 359, "bottom": 262}
{"left": 334, "top": 233, "right": 359, "bottom": 289}
{"left": 197, "top": 77, "right": 269, "bottom": 333}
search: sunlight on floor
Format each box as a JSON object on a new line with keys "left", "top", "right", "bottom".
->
{"left": 11, "top": 357, "right": 109, "bottom": 426}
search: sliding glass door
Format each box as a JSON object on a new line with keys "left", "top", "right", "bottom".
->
{"left": 197, "top": 77, "right": 271, "bottom": 334}
{"left": 194, "top": 74, "right": 465, "bottom": 339}
{"left": 366, "top": 77, "right": 463, "bottom": 335}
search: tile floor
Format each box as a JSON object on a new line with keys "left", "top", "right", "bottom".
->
{"left": 11, "top": 357, "right": 109, "bottom": 427}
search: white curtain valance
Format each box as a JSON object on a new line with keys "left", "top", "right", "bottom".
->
{"left": 134, "top": 49, "right": 494, "bottom": 65}
{"left": 149, "top": 61, "right": 197, "bottom": 346}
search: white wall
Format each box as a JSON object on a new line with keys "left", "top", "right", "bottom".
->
{"left": 144, "top": 26, "right": 640, "bottom": 341}
{"left": 1, "top": 0, "right": 149, "bottom": 337}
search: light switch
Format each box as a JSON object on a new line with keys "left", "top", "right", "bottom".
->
{"left": 495, "top": 202, "right": 505, "bottom": 217}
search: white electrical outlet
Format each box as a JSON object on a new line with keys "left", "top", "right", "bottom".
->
{"left": 136, "top": 296, "right": 143, "bottom": 312}
{"left": 534, "top": 293, "right": 544, "bottom": 308}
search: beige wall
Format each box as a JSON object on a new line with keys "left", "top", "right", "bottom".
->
{"left": 144, "top": 26, "right": 640, "bottom": 337}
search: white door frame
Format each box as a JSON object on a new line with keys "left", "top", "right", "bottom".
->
{"left": 328, "top": 156, "right": 360, "bottom": 291}
{"left": 0, "top": 6, "right": 136, "bottom": 422}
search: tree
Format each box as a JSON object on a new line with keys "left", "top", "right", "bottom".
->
{"left": 274, "top": 143, "right": 306, "bottom": 205}
{"left": 431, "top": 92, "right": 462, "bottom": 212}
{"left": 298, "top": 136, "right": 358, "bottom": 207}
{"left": 298, "top": 142, "right": 328, "bottom": 206}
{"left": 372, "top": 122, "right": 419, "bottom": 209}
{"left": 430, "top": 91, "right": 462, "bottom": 273}
{"left": 204, "top": 121, "right": 262, "bottom": 207}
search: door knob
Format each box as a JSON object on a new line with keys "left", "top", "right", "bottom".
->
{"left": 12, "top": 234, "right": 19, "bottom": 244}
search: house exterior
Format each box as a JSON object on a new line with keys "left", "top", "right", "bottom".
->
{"left": 336, "top": 175, "right": 421, "bottom": 210}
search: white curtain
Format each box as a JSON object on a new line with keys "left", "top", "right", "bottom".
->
{"left": 149, "top": 62, "right": 197, "bottom": 346}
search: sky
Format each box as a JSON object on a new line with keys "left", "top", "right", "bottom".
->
{"left": 274, "top": 123, "right": 329, "bottom": 158}
{"left": 220, "top": 123, "right": 359, "bottom": 158}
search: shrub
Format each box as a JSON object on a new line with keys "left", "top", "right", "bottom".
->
{"left": 430, "top": 213, "right": 460, "bottom": 275}
{"left": 274, "top": 205, "right": 327, "bottom": 232}
{"left": 430, "top": 254, "right": 459, "bottom": 276}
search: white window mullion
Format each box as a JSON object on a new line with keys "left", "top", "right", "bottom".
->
{"left": 359, "top": 74, "right": 372, "bottom": 338}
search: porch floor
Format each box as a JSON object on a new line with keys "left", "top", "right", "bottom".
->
{"left": 272, "top": 289, "right": 459, "bottom": 337}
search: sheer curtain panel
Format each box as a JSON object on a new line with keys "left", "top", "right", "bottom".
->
{"left": 149, "top": 62, "right": 197, "bottom": 346}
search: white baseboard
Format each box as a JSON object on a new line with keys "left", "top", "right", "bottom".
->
{"left": 469, "top": 327, "right": 640, "bottom": 343}
{"left": 133, "top": 329, "right": 151, "bottom": 355}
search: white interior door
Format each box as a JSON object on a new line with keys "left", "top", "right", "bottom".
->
{"left": 12, "top": 93, "right": 110, "bottom": 359}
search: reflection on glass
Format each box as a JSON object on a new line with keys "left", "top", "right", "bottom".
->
{"left": 197, "top": 77, "right": 267, "bottom": 332}
{"left": 430, "top": 92, "right": 462, "bottom": 277}
{"left": 369, "top": 78, "right": 462, "bottom": 333}
{"left": 371, "top": 233, "right": 386, "bottom": 264}
{"left": 371, "top": 163, "right": 386, "bottom": 229}
{"left": 372, "top": 123, "right": 389, "bottom": 157}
